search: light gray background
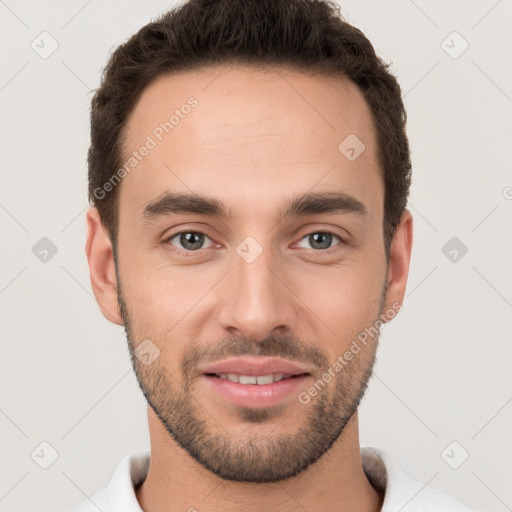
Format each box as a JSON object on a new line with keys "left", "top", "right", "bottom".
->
{"left": 1, "top": 1, "right": 511, "bottom": 511}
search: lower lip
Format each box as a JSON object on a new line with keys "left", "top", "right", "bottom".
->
{"left": 202, "top": 374, "right": 310, "bottom": 408}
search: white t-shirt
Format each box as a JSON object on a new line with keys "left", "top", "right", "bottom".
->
{"left": 68, "top": 446, "right": 479, "bottom": 511}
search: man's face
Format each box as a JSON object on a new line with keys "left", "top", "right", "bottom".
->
{"left": 113, "top": 65, "right": 394, "bottom": 482}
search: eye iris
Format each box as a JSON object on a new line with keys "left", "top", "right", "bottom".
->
{"left": 180, "top": 232, "right": 203, "bottom": 250}
{"left": 310, "top": 232, "right": 332, "bottom": 250}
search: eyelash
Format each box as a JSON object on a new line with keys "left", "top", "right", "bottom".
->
{"left": 163, "top": 229, "right": 345, "bottom": 254}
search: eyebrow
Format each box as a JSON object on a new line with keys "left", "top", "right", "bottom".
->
{"left": 141, "top": 190, "right": 367, "bottom": 223}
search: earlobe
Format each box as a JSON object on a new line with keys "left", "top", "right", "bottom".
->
{"left": 383, "top": 209, "right": 413, "bottom": 317}
{"left": 85, "top": 207, "right": 124, "bottom": 326}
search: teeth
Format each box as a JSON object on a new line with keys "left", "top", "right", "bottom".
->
{"left": 239, "top": 375, "right": 257, "bottom": 385}
{"left": 256, "top": 374, "right": 275, "bottom": 385}
{"left": 217, "top": 372, "right": 289, "bottom": 384}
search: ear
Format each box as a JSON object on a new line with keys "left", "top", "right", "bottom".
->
{"left": 85, "top": 207, "right": 123, "bottom": 326}
{"left": 383, "top": 209, "right": 413, "bottom": 318}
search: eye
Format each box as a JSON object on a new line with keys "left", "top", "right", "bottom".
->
{"left": 296, "top": 231, "right": 343, "bottom": 251}
{"left": 165, "top": 230, "right": 215, "bottom": 252}
{"left": 163, "top": 229, "right": 344, "bottom": 254}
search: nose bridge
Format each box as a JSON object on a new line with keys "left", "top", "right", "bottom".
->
{"left": 218, "top": 235, "right": 294, "bottom": 340}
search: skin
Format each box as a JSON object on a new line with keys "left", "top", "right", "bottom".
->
{"left": 86, "top": 64, "right": 413, "bottom": 512}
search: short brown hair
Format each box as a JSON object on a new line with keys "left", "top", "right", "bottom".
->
{"left": 88, "top": 0, "right": 411, "bottom": 259}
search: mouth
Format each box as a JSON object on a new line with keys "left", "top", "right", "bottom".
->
{"left": 199, "top": 356, "right": 313, "bottom": 379}
{"left": 201, "top": 371, "right": 311, "bottom": 408}
{"left": 204, "top": 372, "right": 309, "bottom": 385}
{"left": 198, "top": 357, "right": 314, "bottom": 408}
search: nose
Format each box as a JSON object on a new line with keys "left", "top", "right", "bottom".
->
{"left": 217, "top": 242, "right": 297, "bottom": 342}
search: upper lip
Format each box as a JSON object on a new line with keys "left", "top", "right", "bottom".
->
{"left": 199, "top": 357, "right": 312, "bottom": 377}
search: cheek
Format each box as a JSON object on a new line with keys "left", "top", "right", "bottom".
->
{"left": 295, "top": 261, "right": 385, "bottom": 346}
{"left": 120, "top": 251, "right": 216, "bottom": 338}
{"left": 126, "top": 272, "right": 184, "bottom": 325}
{"left": 304, "top": 258, "right": 384, "bottom": 307}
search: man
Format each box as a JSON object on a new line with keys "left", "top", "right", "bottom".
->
{"left": 71, "top": 0, "right": 478, "bottom": 510}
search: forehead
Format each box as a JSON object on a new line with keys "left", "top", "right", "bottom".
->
{"left": 118, "top": 64, "right": 381, "bottom": 221}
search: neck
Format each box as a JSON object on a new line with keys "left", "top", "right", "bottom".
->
{"left": 136, "top": 407, "right": 383, "bottom": 512}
